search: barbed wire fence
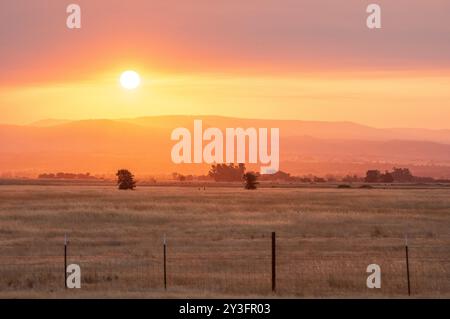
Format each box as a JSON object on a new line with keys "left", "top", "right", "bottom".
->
{"left": 0, "top": 233, "right": 449, "bottom": 297}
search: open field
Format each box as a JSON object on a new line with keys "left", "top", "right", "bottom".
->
{"left": 0, "top": 185, "right": 449, "bottom": 298}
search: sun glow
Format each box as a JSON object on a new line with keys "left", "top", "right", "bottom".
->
{"left": 120, "top": 70, "right": 141, "bottom": 90}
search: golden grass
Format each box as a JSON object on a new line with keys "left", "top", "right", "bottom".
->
{"left": 0, "top": 185, "right": 449, "bottom": 298}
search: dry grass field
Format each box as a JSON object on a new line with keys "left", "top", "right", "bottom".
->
{"left": 0, "top": 184, "right": 449, "bottom": 298}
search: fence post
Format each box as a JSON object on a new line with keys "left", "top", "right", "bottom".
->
{"left": 405, "top": 235, "right": 411, "bottom": 296}
{"left": 163, "top": 234, "right": 167, "bottom": 290}
{"left": 272, "top": 232, "right": 276, "bottom": 293}
{"left": 64, "top": 233, "right": 68, "bottom": 289}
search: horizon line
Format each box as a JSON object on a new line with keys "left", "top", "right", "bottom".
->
{"left": 1, "top": 114, "right": 449, "bottom": 131}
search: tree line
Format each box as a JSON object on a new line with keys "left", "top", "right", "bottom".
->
{"left": 363, "top": 167, "right": 441, "bottom": 183}
{"left": 116, "top": 165, "right": 450, "bottom": 190}
{"left": 117, "top": 164, "right": 259, "bottom": 190}
{"left": 38, "top": 172, "right": 99, "bottom": 180}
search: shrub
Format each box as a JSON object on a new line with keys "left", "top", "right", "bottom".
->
{"left": 243, "top": 172, "right": 259, "bottom": 190}
{"left": 116, "top": 169, "right": 136, "bottom": 190}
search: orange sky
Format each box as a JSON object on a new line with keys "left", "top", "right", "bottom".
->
{"left": 1, "top": 0, "right": 449, "bottom": 128}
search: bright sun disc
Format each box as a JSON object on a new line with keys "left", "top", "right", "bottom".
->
{"left": 120, "top": 70, "right": 141, "bottom": 90}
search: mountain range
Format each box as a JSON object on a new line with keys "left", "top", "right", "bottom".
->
{"left": 1, "top": 115, "right": 450, "bottom": 178}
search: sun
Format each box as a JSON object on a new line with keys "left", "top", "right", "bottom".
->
{"left": 120, "top": 70, "right": 141, "bottom": 90}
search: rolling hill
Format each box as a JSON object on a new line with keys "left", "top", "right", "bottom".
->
{"left": 1, "top": 116, "right": 450, "bottom": 178}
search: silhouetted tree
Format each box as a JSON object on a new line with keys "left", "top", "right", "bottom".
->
{"left": 260, "top": 171, "right": 291, "bottom": 181}
{"left": 365, "top": 167, "right": 415, "bottom": 183}
{"left": 313, "top": 176, "right": 326, "bottom": 183}
{"left": 116, "top": 169, "right": 136, "bottom": 190}
{"left": 38, "top": 172, "right": 96, "bottom": 180}
{"left": 208, "top": 163, "right": 246, "bottom": 182}
{"left": 391, "top": 167, "right": 414, "bottom": 182}
{"left": 365, "top": 170, "right": 381, "bottom": 183}
{"left": 243, "top": 172, "right": 259, "bottom": 190}
{"left": 342, "top": 174, "right": 361, "bottom": 183}
{"left": 380, "top": 171, "right": 394, "bottom": 183}
{"left": 325, "top": 174, "right": 338, "bottom": 182}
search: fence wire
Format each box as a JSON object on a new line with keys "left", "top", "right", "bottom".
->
{"left": 0, "top": 239, "right": 449, "bottom": 297}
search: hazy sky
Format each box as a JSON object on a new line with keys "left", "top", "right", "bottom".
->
{"left": 1, "top": 0, "right": 449, "bottom": 128}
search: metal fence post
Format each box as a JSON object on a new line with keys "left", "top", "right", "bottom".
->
{"left": 64, "top": 233, "right": 68, "bottom": 289}
{"left": 272, "top": 232, "right": 276, "bottom": 293}
{"left": 163, "top": 234, "right": 167, "bottom": 290}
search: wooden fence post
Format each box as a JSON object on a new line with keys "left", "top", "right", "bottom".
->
{"left": 405, "top": 235, "right": 411, "bottom": 296}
